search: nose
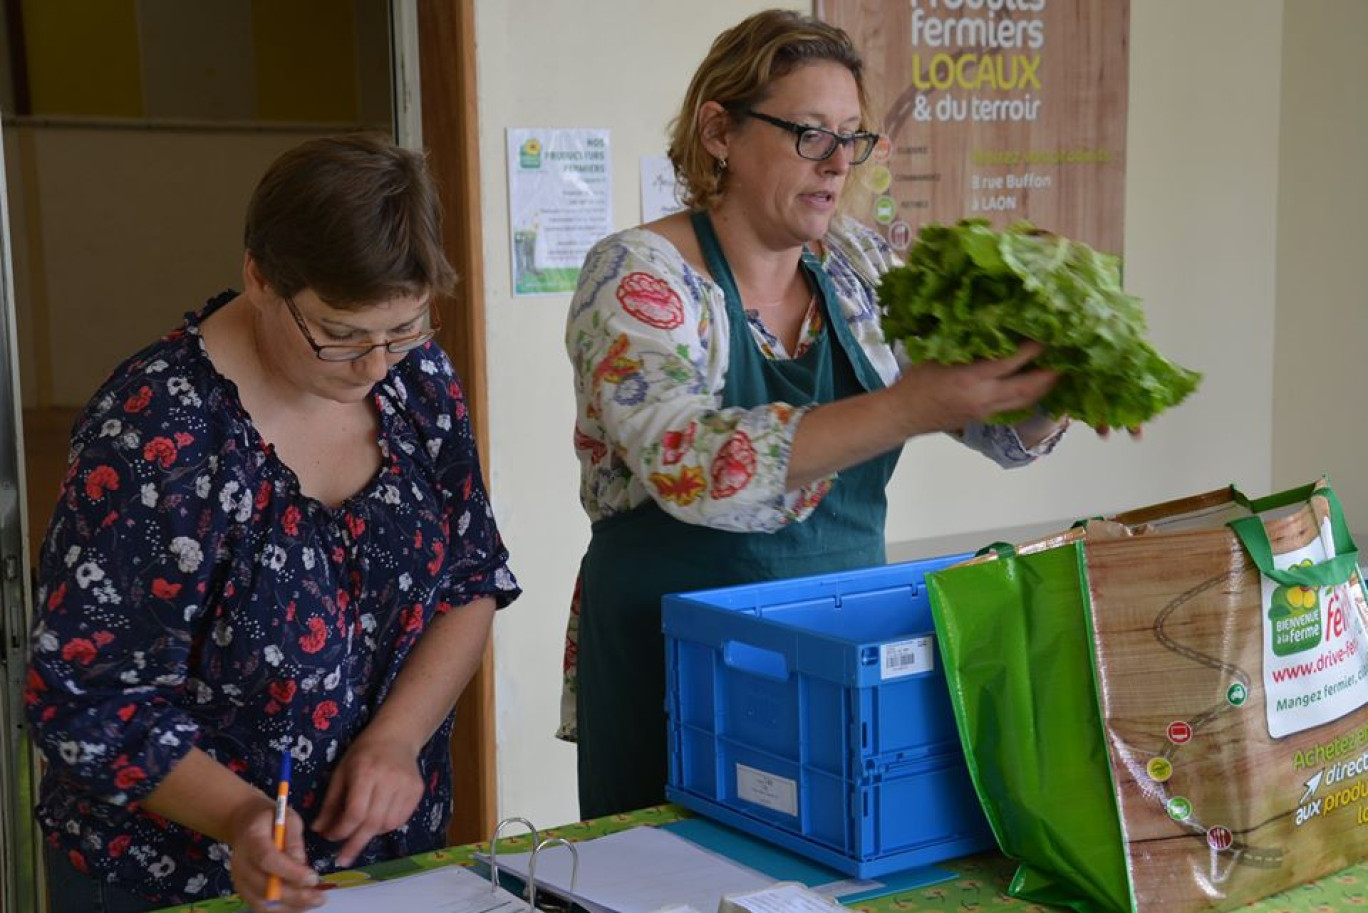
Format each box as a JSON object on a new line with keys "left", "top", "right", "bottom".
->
{"left": 354, "top": 345, "right": 392, "bottom": 384}
{"left": 822, "top": 141, "right": 853, "bottom": 176}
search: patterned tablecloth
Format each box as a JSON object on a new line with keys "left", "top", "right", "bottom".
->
{"left": 156, "top": 803, "right": 1368, "bottom": 912}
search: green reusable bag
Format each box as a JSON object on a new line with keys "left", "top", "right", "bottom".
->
{"left": 929, "top": 481, "right": 1368, "bottom": 913}
{"left": 927, "top": 540, "right": 1130, "bottom": 913}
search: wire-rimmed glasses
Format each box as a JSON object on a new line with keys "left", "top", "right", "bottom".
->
{"left": 284, "top": 296, "right": 440, "bottom": 362}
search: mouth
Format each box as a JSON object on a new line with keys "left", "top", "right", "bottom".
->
{"left": 801, "top": 189, "right": 837, "bottom": 208}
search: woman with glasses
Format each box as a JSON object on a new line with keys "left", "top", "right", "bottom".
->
{"left": 561, "top": 9, "right": 1068, "bottom": 818}
{"left": 25, "top": 134, "right": 520, "bottom": 912}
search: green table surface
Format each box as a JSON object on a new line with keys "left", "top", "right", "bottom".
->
{"left": 156, "top": 803, "right": 1368, "bottom": 912}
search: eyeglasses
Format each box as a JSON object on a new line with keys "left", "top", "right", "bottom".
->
{"left": 744, "top": 110, "right": 879, "bottom": 165}
{"left": 284, "top": 296, "right": 441, "bottom": 362}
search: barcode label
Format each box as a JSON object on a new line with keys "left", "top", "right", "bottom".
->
{"left": 880, "top": 637, "right": 933, "bottom": 679}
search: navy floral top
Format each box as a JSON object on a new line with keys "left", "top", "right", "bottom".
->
{"left": 24, "top": 293, "right": 520, "bottom": 904}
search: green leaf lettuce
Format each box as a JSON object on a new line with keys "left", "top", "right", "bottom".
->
{"left": 877, "top": 219, "right": 1201, "bottom": 428}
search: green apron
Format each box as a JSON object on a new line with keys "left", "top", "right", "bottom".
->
{"left": 576, "top": 212, "right": 902, "bottom": 818}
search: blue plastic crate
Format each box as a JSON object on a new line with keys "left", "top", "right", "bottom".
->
{"left": 663, "top": 554, "right": 994, "bottom": 878}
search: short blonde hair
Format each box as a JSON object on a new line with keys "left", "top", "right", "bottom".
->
{"left": 668, "top": 10, "right": 870, "bottom": 212}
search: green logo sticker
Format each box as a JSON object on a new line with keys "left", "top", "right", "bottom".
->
{"left": 1226, "top": 682, "right": 1248, "bottom": 706}
{"left": 519, "top": 138, "right": 543, "bottom": 169}
{"left": 1268, "top": 561, "right": 1321, "bottom": 656}
{"left": 873, "top": 196, "right": 896, "bottom": 224}
{"left": 1166, "top": 797, "right": 1192, "bottom": 821}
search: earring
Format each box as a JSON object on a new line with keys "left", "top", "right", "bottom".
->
{"left": 717, "top": 156, "right": 728, "bottom": 171}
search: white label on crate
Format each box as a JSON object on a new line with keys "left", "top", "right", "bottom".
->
{"left": 736, "top": 764, "right": 798, "bottom": 816}
{"left": 880, "top": 636, "right": 934, "bottom": 679}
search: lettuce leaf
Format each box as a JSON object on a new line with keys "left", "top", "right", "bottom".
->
{"left": 877, "top": 218, "right": 1201, "bottom": 428}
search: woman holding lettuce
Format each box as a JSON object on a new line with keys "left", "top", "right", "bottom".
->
{"left": 560, "top": 9, "right": 1070, "bottom": 819}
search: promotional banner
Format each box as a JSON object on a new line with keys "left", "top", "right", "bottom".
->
{"left": 817, "top": 0, "right": 1129, "bottom": 255}
{"left": 506, "top": 128, "right": 612, "bottom": 295}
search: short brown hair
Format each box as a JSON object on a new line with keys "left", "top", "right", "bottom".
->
{"left": 244, "top": 133, "right": 457, "bottom": 308}
{"left": 668, "top": 10, "right": 870, "bottom": 211}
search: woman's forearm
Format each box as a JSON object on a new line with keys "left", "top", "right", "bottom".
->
{"left": 361, "top": 597, "right": 496, "bottom": 753}
{"left": 786, "top": 386, "right": 916, "bottom": 489}
{"left": 786, "top": 345, "right": 1060, "bottom": 489}
{"left": 140, "top": 747, "right": 274, "bottom": 842}
{"left": 143, "top": 599, "right": 493, "bottom": 840}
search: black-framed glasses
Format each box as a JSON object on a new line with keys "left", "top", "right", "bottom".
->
{"left": 284, "top": 296, "right": 440, "bottom": 362}
{"left": 744, "top": 110, "right": 879, "bottom": 164}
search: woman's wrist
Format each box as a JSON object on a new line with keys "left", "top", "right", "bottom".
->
{"left": 353, "top": 713, "right": 426, "bottom": 758}
{"left": 1014, "top": 411, "right": 1069, "bottom": 450}
{"left": 224, "top": 791, "right": 276, "bottom": 841}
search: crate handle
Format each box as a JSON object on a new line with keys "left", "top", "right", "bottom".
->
{"left": 722, "top": 640, "right": 790, "bottom": 682}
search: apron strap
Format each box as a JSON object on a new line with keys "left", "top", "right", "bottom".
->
{"left": 691, "top": 210, "right": 745, "bottom": 321}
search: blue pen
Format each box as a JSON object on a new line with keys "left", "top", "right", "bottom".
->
{"left": 265, "top": 750, "right": 292, "bottom": 905}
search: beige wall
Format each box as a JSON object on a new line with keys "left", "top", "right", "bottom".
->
{"left": 475, "top": 0, "right": 1310, "bottom": 828}
{"left": 1273, "top": 1, "right": 1368, "bottom": 533}
{"left": 473, "top": 0, "right": 803, "bottom": 829}
{"left": 10, "top": 126, "right": 334, "bottom": 408}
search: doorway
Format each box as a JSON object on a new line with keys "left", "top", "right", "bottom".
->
{"left": 0, "top": 1, "right": 493, "bottom": 906}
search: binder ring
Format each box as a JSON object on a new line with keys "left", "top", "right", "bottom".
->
{"left": 488, "top": 816, "right": 539, "bottom": 893}
{"left": 526, "top": 836, "right": 578, "bottom": 911}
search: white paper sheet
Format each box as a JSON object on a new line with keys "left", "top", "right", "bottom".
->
{"left": 316, "top": 864, "right": 524, "bottom": 912}
{"left": 476, "top": 825, "right": 775, "bottom": 913}
{"left": 721, "top": 882, "right": 843, "bottom": 912}
{"left": 639, "top": 155, "right": 684, "bottom": 222}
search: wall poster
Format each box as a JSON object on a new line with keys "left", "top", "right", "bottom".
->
{"left": 506, "top": 128, "right": 612, "bottom": 296}
{"left": 816, "top": 0, "right": 1129, "bottom": 255}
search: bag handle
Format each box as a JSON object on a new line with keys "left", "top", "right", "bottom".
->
{"left": 1227, "top": 484, "right": 1360, "bottom": 588}
{"left": 975, "top": 541, "right": 1017, "bottom": 558}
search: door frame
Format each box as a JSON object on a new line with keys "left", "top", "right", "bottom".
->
{"left": 406, "top": 0, "right": 498, "bottom": 845}
{"left": 0, "top": 117, "right": 45, "bottom": 913}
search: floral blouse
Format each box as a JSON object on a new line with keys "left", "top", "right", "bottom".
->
{"left": 24, "top": 293, "right": 520, "bottom": 905}
{"left": 557, "top": 217, "right": 1064, "bottom": 738}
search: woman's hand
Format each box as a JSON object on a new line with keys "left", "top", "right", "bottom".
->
{"left": 225, "top": 794, "right": 321, "bottom": 912}
{"left": 891, "top": 341, "right": 1058, "bottom": 435}
{"left": 312, "top": 732, "right": 425, "bottom": 868}
{"left": 309, "top": 600, "right": 494, "bottom": 867}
